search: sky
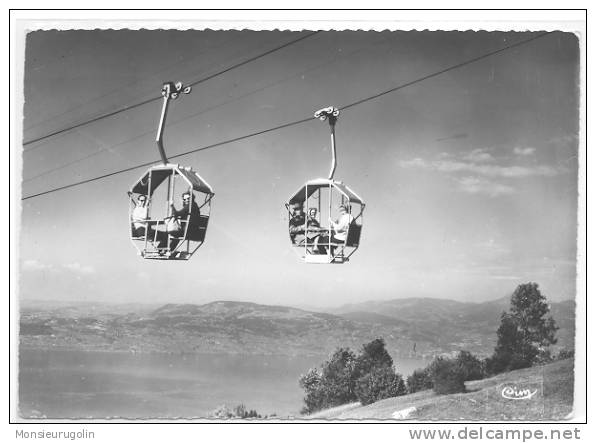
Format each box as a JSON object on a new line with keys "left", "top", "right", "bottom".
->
{"left": 17, "top": 29, "right": 580, "bottom": 308}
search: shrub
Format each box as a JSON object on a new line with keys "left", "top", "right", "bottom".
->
{"left": 535, "top": 349, "right": 554, "bottom": 365}
{"left": 556, "top": 349, "right": 574, "bottom": 360}
{"left": 407, "top": 367, "right": 433, "bottom": 394}
{"left": 210, "top": 404, "right": 233, "bottom": 418}
{"left": 210, "top": 404, "right": 263, "bottom": 419}
{"left": 354, "top": 366, "right": 406, "bottom": 406}
{"left": 485, "top": 348, "right": 529, "bottom": 375}
{"left": 429, "top": 357, "right": 466, "bottom": 395}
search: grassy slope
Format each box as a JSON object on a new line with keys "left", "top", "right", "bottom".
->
{"left": 306, "top": 358, "right": 574, "bottom": 420}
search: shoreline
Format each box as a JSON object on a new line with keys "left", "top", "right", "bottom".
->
{"left": 18, "top": 344, "right": 330, "bottom": 359}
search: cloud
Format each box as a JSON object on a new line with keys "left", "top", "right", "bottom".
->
{"left": 21, "top": 259, "right": 97, "bottom": 275}
{"left": 399, "top": 147, "right": 562, "bottom": 197}
{"left": 513, "top": 146, "right": 536, "bottom": 156}
{"left": 63, "top": 263, "right": 95, "bottom": 275}
{"left": 456, "top": 176, "right": 515, "bottom": 197}
{"left": 463, "top": 148, "right": 494, "bottom": 163}
{"left": 401, "top": 157, "right": 558, "bottom": 178}
{"left": 548, "top": 133, "right": 578, "bottom": 147}
{"left": 436, "top": 160, "right": 558, "bottom": 178}
{"left": 399, "top": 157, "right": 428, "bottom": 168}
{"left": 22, "top": 259, "right": 53, "bottom": 271}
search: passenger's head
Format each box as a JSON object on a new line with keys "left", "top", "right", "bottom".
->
{"left": 290, "top": 202, "right": 304, "bottom": 215}
{"left": 182, "top": 192, "right": 191, "bottom": 205}
{"left": 338, "top": 204, "right": 349, "bottom": 214}
{"left": 137, "top": 195, "right": 147, "bottom": 206}
{"left": 308, "top": 208, "right": 318, "bottom": 218}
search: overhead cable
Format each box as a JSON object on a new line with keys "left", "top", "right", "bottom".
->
{"left": 22, "top": 31, "right": 321, "bottom": 149}
{"left": 21, "top": 31, "right": 551, "bottom": 201}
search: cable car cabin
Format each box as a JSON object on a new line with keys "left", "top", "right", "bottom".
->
{"left": 128, "top": 163, "right": 214, "bottom": 260}
{"left": 286, "top": 178, "right": 364, "bottom": 264}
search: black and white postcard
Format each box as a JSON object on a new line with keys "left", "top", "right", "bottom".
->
{"left": 10, "top": 9, "right": 587, "bottom": 438}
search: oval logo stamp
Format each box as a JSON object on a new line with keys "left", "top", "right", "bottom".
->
{"left": 501, "top": 385, "right": 538, "bottom": 400}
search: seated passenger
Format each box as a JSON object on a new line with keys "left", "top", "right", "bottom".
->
{"left": 305, "top": 208, "right": 322, "bottom": 249}
{"left": 131, "top": 194, "right": 168, "bottom": 251}
{"left": 167, "top": 191, "right": 202, "bottom": 252}
{"left": 131, "top": 195, "right": 149, "bottom": 238}
{"left": 307, "top": 208, "right": 320, "bottom": 229}
{"left": 315, "top": 204, "right": 353, "bottom": 254}
{"left": 329, "top": 204, "right": 353, "bottom": 242}
{"left": 171, "top": 191, "right": 201, "bottom": 222}
{"left": 288, "top": 202, "right": 306, "bottom": 245}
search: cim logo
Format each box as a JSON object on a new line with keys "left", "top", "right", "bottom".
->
{"left": 501, "top": 385, "right": 538, "bottom": 400}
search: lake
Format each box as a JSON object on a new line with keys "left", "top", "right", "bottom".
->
{"left": 19, "top": 349, "right": 429, "bottom": 419}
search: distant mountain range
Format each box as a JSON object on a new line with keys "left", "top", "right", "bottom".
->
{"left": 328, "top": 296, "right": 575, "bottom": 356}
{"left": 20, "top": 297, "right": 575, "bottom": 359}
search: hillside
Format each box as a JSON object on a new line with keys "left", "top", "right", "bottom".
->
{"left": 330, "top": 297, "right": 575, "bottom": 358}
{"left": 20, "top": 300, "right": 409, "bottom": 356}
{"left": 306, "top": 358, "right": 575, "bottom": 420}
{"left": 19, "top": 297, "right": 575, "bottom": 358}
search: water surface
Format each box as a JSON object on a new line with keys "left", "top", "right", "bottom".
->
{"left": 19, "top": 349, "right": 429, "bottom": 418}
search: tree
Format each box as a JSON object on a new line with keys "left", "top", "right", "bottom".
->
{"left": 489, "top": 282, "right": 558, "bottom": 373}
{"left": 429, "top": 357, "right": 466, "bottom": 395}
{"left": 456, "top": 351, "right": 485, "bottom": 381}
{"left": 298, "top": 368, "right": 325, "bottom": 414}
{"left": 299, "top": 338, "right": 406, "bottom": 414}
{"left": 407, "top": 367, "right": 433, "bottom": 394}
{"left": 352, "top": 339, "right": 408, "bottom": 405}
{"left": 510, "top": 283, "right": 558, "bottom": 346}
{"left": 354, "top": 366, "right": 404, "bottom": 405}
{"left": 320, "top": 347, "right": 358, "bottom": 406}
{"left": 396, "top": 374, "right": 407, "bottom": 396}
{"left": 233, "top": 403, "right": 248, "bottom": 418}
{"left": 299, "top": 348, "right": 357, "bottom": 414}
{"left": 486, "top": 313, "right": 526, "bottom": 374}
{"left": 233, "top": 403, "right": 261, "bottom": 418}
{"left": 354, "top": 338, "right": 393, "bottom": 377}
